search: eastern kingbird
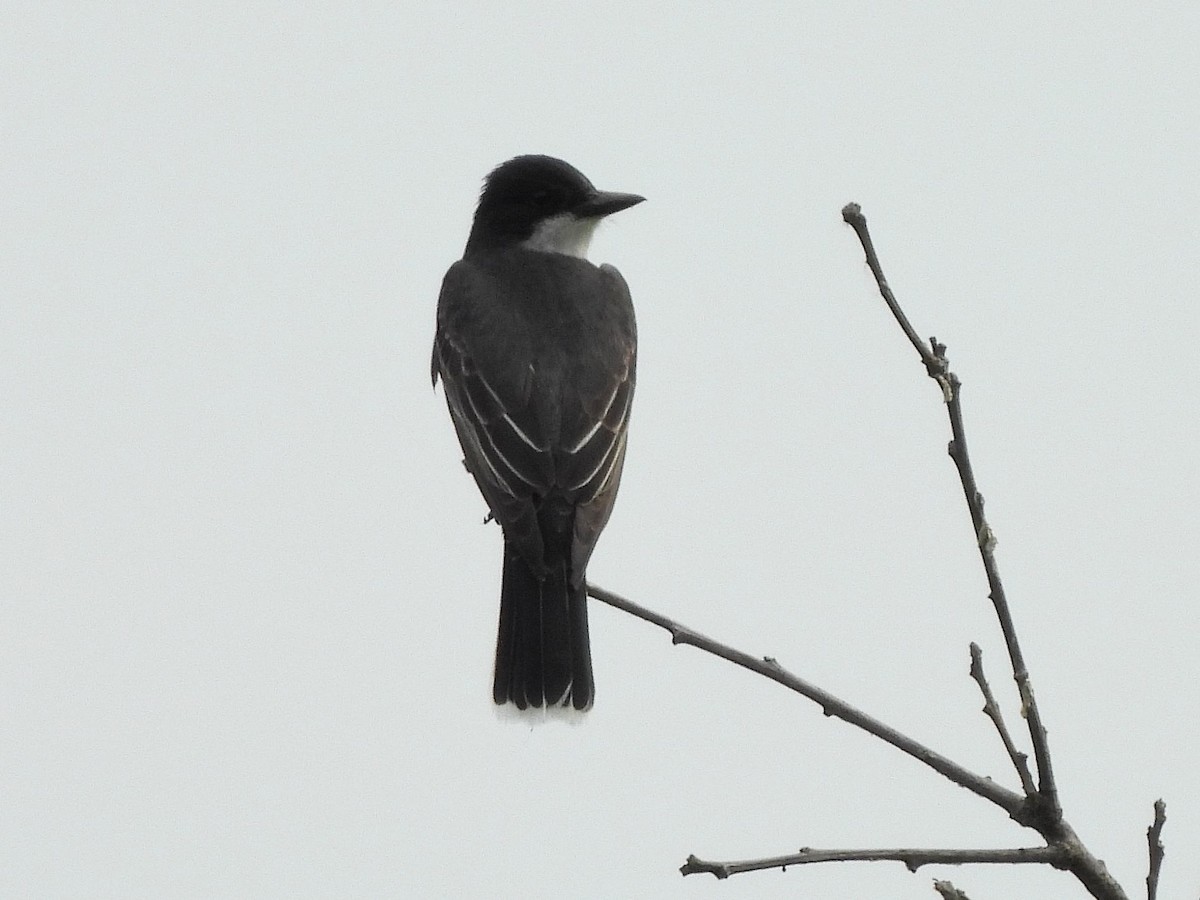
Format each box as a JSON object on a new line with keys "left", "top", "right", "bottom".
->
{"left": 432, "top": 155, "right": 643, "bottom": 712}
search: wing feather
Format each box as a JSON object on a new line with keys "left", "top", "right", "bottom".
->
{"left": 433, "top": 255, "right": 636, "bottom": 572}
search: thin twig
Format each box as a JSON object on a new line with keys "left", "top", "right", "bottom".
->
{"left": 941, "top": 357, "right": 1060, "bottom": 820}
{"left": 588, "top": 584, "right": 1024, "bottom": 817}
{"left": 1146, "top": 799, "right": 1166, "bottom": 900}
{"left": 969, "top": 642, "right": 1036, "bottom": 795}
{"left": 680, "top": 846, "right": 1065, "bottom": 879}
{"left": 842, "top": 203, "right": 1061, "bottom": 822}
{"left": 840, "top": 202, "right": 940, "bottom": 375}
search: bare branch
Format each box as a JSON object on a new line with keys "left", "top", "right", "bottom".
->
{"left": 839, "top": 204, "right": 1136, "bottom": 899}
{"left": 842, "top": 203, "right": 1061, "bottom": 821}
{"left": 589, "top": 583, "right": 1024, "bottom": 816}
{"left": 680, "top": 845, "right": 1065, "bottom": 879}
{"left": 936, "top": 883, "right": 974, "bottom": 900}
{"left": 969, "top": 642, "right": 1036, "bottom": 795}
{"left": 582, "top": 206, "right": 1143, "bottom": 900}
{"left": 942, "top": 358, "right": 1060, "bottom": 818}
{"left": 840, "top": 202, "right": 941, "bottom": 374}
{"left": 933, "top": 880, "right": 973, "bottom": 900}
{"left": 1146, "top": 800, "right": 1166, "bottom": 900}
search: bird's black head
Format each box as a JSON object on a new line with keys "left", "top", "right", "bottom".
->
{"left": 464, "top": 155, "right": 643, "bottom": 258}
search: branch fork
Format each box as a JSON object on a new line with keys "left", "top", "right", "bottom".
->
{"left": 584, "top": 204, "right": 1164, "bottom": 899}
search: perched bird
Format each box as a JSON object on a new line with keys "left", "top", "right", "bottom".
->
{"left": 432, "top": 155, "right": 643, "bottom": 712}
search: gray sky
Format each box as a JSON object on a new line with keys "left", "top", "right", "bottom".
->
{"left": 4, "top": 4, "right": 1199, "bottom": 899}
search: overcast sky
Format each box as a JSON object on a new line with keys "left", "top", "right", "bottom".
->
{"left": 4, "top": 4, "right": 1199, "bottom": 899}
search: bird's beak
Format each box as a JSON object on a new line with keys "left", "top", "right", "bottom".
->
{"left": 574, "top": 190, "right": 646, "bottom": 219}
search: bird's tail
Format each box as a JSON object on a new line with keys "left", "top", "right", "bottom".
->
{"left": 493, "top": 544, "right": 594, "bottom": 711}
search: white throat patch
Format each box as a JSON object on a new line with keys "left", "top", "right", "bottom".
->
{"left": 521, "top": 213, "right": 601, "bottom": 259}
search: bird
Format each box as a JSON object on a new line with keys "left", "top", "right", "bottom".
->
{"left": 431, "top": 155, "right": 643, "bottom": 712}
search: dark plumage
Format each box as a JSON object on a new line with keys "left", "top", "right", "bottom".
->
{"left": 432, "top": 156, "right": 642, "bottom": 711}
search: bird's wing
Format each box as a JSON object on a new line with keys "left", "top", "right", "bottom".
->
{"left": 554, "top": 264, "right": 636, "bottom": 501}
{"left": 432, "top": 261, "right": 553, "bottom": 561}
{"left": 560, "top": 263, "right": 637, "bottom": 580}
{"left": 433, "top": 258, "right": 637, "bottom": 574}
